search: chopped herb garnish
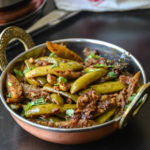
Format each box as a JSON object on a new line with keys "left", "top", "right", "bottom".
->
{"left": 54, "top": 83, "right": 59, "bottom": 86}
{"left": 90, "top": 53, "right": 100, "bottom": 59}
{"left": 106, "top": 59, "right": 111, "bottom": 63}
{"left": 7, "top": 93, "right": 11, "bottom": 98}
{"left": 34, "top": 97, "right": 45, "bottom": 105}
{"left": 85, "top": 57, "right": 89, "bottom": 61}
{"left": 24, "top": 101, "right": 34, "bottom": 111}
{"left": 8, "top": 82, "right": 12, "bottom": 87}
{"left": 125, "top": 104, "right": 129, "bottom": 110}
{"left": 49, "top": 52, "right": 55, "bottom": 57}
{"left": 128, "top": 93, "right": 137, "bottom": 102}
{"left": 66, "top": 62, "right": 72, "bottom": 65}
{"left": 107, "top": 65, "right": 115, "bottom": 68}
{"left": 88, "top": 69, "right": 101, "bottom": 72}
{"left": 55, "top": 76, "right": 67, "bottom": 86}
{"left": 24, "top": 97, "right": 45, "bottom": 111}
{"left": 85, "top": 52, "right": 100, "bottom": 61}
{"left": 94, "top": 64, "right": 107, "bottom": 68}
{"left": 50, "top": 63, "right": 59, "bottom": 69}
{"left": 21, "top": 110, "right": 25, "bottom": 117}
{"left": 125, "top": 93, "right": 139, "bottom": 110}
{"left": 138, "top": 99, "right": 142, "bottom": 104}
{"left": 94, "top": 64, "right": 115, "bottom": 68}
{"left": 108, "top": 71, "right": 117, "bottom": 78}
{"left": 66, "top": 109, "right": 74, "bottom": 117}
{"left": 23, "top": 68, "right": 30, "bottom": 74}
{"left": 14, "top": 69, "right": 24, "bottom": 77}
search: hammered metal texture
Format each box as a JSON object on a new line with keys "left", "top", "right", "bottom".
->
{"left": 0, "top": 26, "right": 35, "bottom": 71}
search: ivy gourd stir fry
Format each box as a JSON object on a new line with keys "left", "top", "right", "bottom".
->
{"left": 6, "top": 41, "right": 142, "bottom": 128}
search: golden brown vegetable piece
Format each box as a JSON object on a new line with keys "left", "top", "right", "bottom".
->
{"left": 59, "top": 82, "right": 72, "bottom": 92}
{"left": 43, "top": 84, "right": 79, "bottom": 102}
{"left": 51, "top": 93, "right": 64, "bottom": 106}
{"left": 25, "top": 104, "right": 61, "bottom": 117}
{"left": 83, "top": 81, "right": 125, "bottom": 94}
{"left": 6, "top": 73, "right": 22, "bottom": 99}
{"left": 26, "top": 76, "right": 47, "bottom": 87}
{"left": 46, "top": 41, "right": 83, "bottom": 62}
{"left": 25, "top": 64, "right": 82, "bottom": 79}
{"left": 95, "top": 108, "right": 116, "bottom": 124}
{"left": 36, "top": 77, "right": 47, "bottom": 86}
{"left": 25, "top": 65, "right": 62, "bottom": 78}
{"left": 55, "top": 104, "right": 77, "bottom": 119}
{"left": 61, "top": 104, "right": 77, "bottom": 111}
{"left": 53, "top": 70, "right": 81, "bottom": 79}
{"left": 35, "top": 57, "right": 83, "bottom": 70}
{"left": 7, "top": 96, "right": 24, "bottom": 103}
{"left": 113, "top": 110, "right": 121, "bottom": 119}
{"left": 47, "top": 74, "right": 57, "bottom": 85}
{"left": 70, "top": 68, "right": 108, "bottom": 94}
{"left": 26, "top": 77, "right": 40, "bottom": 86}
{"left": 127, "top": 71, "right": 141, "bottom": 98}
{"left": 137, "top": 85, "right": 144, "bottom": 93}
{"left": 24, "top": 59, "right": 35, "bottom": 69}
{"left": 59, "top": 60, "right": 83, "bottom": 70}
{"left": 24, "top": 60, "right": 48, "bottom": 86}
{"left": 25, "top": 103, "right": 77, "bottom": 118}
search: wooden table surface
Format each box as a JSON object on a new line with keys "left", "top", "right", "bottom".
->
{"left": 0, "top": 1, "right": 150, "bottom": 150}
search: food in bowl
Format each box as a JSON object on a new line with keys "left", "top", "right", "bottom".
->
{"left": 5, "top": 41, "right": 142, "bottom": 128}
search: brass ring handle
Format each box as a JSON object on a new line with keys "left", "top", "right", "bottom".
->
{"left": 0, "top": 26, "right": 35, "bottom": 71}
{"left": 119, "top": 82, "right": 150, "bottom": 129}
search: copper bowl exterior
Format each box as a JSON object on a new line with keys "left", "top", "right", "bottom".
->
{"left": 12, "top": 115, "right": 119, "bottom": 144}
{"left": 0, "top": 27, "right": 148, "bottom": 144}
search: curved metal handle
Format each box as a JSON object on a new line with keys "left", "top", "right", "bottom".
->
{"left": 119, "top": 82, "right": 150, "bottom": 129}
{"left": 0, "top": 26, "right": 35, "bottom": 71}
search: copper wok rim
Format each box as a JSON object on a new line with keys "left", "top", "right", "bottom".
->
{"left": 0, "top": 38, "right": 146, "bottom": 133}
